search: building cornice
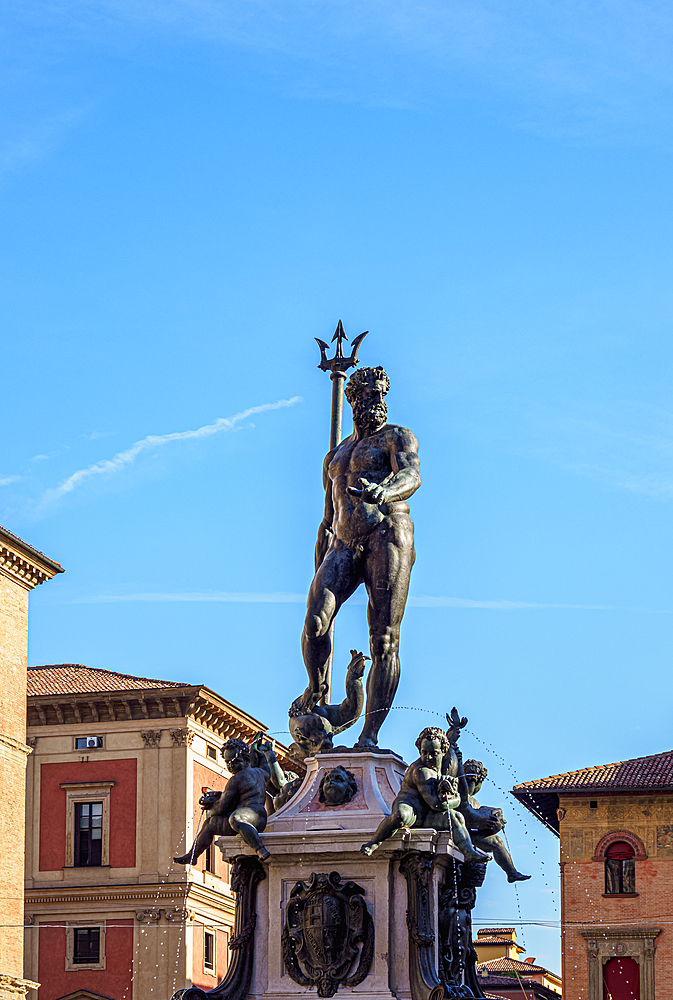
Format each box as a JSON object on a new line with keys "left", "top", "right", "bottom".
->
{"left": 25, "top": 880, "right": 235, "bottom": 914}
{"left": 0, "top": 526, "right": 63, "bottom": 590}
{"left": 27, "top": 685, "right": 299, "bottom": 773}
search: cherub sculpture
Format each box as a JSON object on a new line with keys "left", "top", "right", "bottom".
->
{"left": 255, "top": 736, "right": 304, "bottom": 813}
{"left": 459, "top": 759, "right": 530, "bottom": 883}
{"left": 288, "top": 649, "right": 366, "bottom": 762}
{"left": 173, "top": 734, "right": 271, "bottom": 864}
{"left": 360, "top": 724, "right": 488, "bottom": 862}
{"left": 319, "top": 765, "right": 359, "bottom": 806}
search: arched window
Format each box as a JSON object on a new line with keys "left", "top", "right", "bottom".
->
{"left": 605, "top": 841, "right": 636, "bottom": 895}
{"left": 603, "top": 956, "right": 640, "bottom": 998}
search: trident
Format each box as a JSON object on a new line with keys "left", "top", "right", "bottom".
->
{"left": 316, "top": 320, "right": 368, "bottom": 450}
{"left": 315, "top": 320, "right": 368, "bottom": 703}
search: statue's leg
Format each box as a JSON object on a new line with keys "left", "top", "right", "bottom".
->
{"left": 361, "top": 802, "right": 416, "bottom": 855}
{"left": 302, "top": 540, "right": 362, "bottom": 702}
{"left": 357, "top": 517, "right": 415, "bottom": 746}
{"left": 229, "top": 808, "right": 270, "bottom": 861}
{"left": 450, "top": 811, "right": 490, "bottom": 863}
{"left": 173, "top": 819, "right": 215, "bottom": 865}
{"left": 477, "top": 834, "right": 531, "bottom": 882}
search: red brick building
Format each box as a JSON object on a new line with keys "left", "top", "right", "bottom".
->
{"left": 513, "top": 749, "right": 673, "bottom": 1000}
{"left": 24, "top": 664, "right": 295, "bottom": 1000}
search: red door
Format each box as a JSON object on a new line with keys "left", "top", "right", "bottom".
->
{"left": 603, "top": 957, "right": 640, "bottom": 999}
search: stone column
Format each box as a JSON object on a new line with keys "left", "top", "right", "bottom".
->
{"left": 0, "top": 527, "right": 63, "bottom": 996}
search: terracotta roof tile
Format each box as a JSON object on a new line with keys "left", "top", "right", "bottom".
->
{"left": 513, "top": 749, "right": 673, "bottom": 794}
{"left": 475, "top": 935, "right": 520, "bottom": 946}
{"left": 28, "top": 664, "right": 188, "bottom": 697}
{"left": 477, "top": 958, "right": 549, "bottom": 975}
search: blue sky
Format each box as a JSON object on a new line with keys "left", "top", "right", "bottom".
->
{"left": 4, "top": 0, "right": 673, "bottom": 973}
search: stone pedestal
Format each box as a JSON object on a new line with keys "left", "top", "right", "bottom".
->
{"left": 214, "top": 750, "right": 465, "bottom": 1000}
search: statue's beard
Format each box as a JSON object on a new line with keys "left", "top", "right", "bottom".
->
{"left": 352, "top": 399, "right": 387, "bottom": 434}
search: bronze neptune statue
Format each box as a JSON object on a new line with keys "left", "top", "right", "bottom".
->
{"left": 301, "top": 366, "right": 421, "bottom": 748}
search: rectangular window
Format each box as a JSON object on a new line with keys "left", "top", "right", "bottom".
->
{"left": 204, "top": 930, "right": 215, "bottom": 972}
{"left": 73, "top": 927, "right": 100, "bottom": 964}
{"left": 75, "top": 736, "right": 103, "bottom": 749}
{"left": 205, "top": 844, "right": 214, "bottom": 874}
{"left": 75, "top": 801, "right": 103, "bottom": 866}
{"left": 206, "top": 745, "right": 217, "bottom": 760}
{"left": 605, "top": 858, "right": 636, "bottom": 894}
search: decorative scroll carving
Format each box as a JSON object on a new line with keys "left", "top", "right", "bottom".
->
{"left": 140, "top": 730, "right": 162, "bottom": 749}
{"left": 438, "top": 861, "right": 487, "bottom": 999}
{"left": 171, "top": 855, "right": 265, "bottom": 1000}
{"left": 282, "top": 871, "right": 373, "bottom": 997}
{"left": 136, "top": 908, "right": 161, "bottom": 923}
{"left": 163, "top": 907, "right": 192, "bottom": 923}
{"left": 26, "top": 737, "right": 37, "bottom": 749}
{"left": 170, "top": 728, "right": 195, "bottom": 747}
{"left": 398, "top": 851, "right": 474, "bottom": 1000}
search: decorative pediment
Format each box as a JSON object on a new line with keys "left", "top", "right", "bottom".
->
{"left": 55, "top": 991, "right": 116, "bottom": 1000}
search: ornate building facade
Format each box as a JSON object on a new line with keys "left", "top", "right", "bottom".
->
{"left": 513, "top": 749, "right": 673, "bottom": 1000}
{"left": 24, "top": 664, "right": 296, "bottom": 1000}
{"left": 0, "top": 526, "right": 63, "bottom": 1000}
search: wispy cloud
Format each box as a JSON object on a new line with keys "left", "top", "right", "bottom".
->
{"left": 479, "top": 396, "right": 673, "bottom": 501}
{"left": 71, "top": 590, "right": 668, "bottom": 612}
{"left": 7, "top": 0, "right": 673, "bottom": 143}
{"left": 0, "top": 107, "right": 89, "bottom": 173}
{"left": 43, "top": 396, "right": 302, "bottom": 503}
{"left": 0, "top": 475, "right": 21, "bottom": 486}
{"left": 407, "top": 596, "right": 614, "bottom": 610}
{"left": 74, "top": 591, "right": 307, "bottom": 604}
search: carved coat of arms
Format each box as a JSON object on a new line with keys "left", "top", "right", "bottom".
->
{"left": 282, "top": 871, "right": 374, "bottom": 997}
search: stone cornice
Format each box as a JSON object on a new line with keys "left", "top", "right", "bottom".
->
{"left": 27, "top": 686, "right": 298, "bottom": 772}
{"left": 0, "top": 731, "right": 33, "bottom": 765}
{"left": 580, "top": 925, "right": 661, "bottom": 940}
{"left": 0, "top": 974, "right": 41, "bottom": 997}
{"left": 25, "top": 880, "right": 235, "bottom": 913}
{"left": 0, "top": 527, "right": 63, "bottom": 590}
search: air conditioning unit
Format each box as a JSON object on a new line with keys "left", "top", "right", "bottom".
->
{"left": 86, "top": 736, "right": 99, "bottom": 748}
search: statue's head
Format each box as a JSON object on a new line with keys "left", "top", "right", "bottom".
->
{"left": 288, "top": 711, "right": 335, "bottom": 758}
{"left": 318, "top": 765, "right": 358, "bottom": 807}
{"left": 463, "top": 758, "right": 487, "bottom": 792}
{"left": 221, "top": 738, "right": 250, "bottom": 773}
{"left": 415, "top": 726, "right": 450, "bottom": 770}
{"left": 345, "top": 367, "right": 390, "bottom": 434}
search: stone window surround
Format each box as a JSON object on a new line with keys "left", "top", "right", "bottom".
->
{"left": 65, "top": 921, "right": 106, "bottom": 972}
{"left": 580, "top": 925, "right": 660, "bottom": 1000}
{"left": 60, "top": 781, "right": 115, "bottom": 868}
{"left": 203, "top": 927, "right": 216, "bottom": 977}
{"left": 593, "top": 829, "right": 647, "bottom": 861}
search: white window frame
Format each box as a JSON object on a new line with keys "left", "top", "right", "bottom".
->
{"left": 60, "top": 781, "right": 115, "bottom": 868}
{"left": 204, "top": 928, "right": 216, "bottom": 976}
{"left": 65, "top": 922, "right": 106, "bottom": 971}
{"left": 73, "top": 735, "right": 105, "bottom": 751}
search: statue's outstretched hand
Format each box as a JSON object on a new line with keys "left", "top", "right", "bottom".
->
{"left": 347, "top": 478, "right": 389, "bottom": 505}
{"left": 347, "top": 649, "right": 369, "bottom": 679}
{"left": 446, "top": 707, "right": 468, "bottom": 745}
